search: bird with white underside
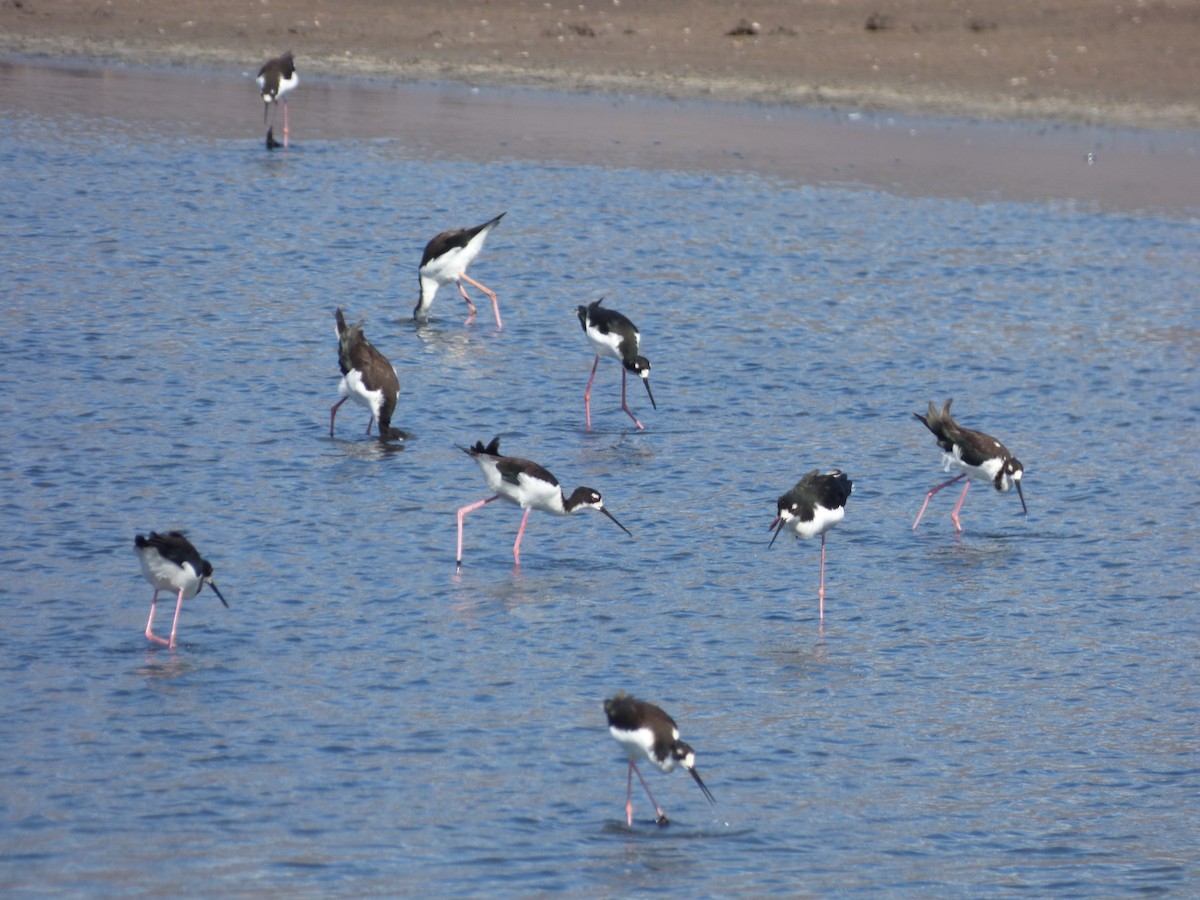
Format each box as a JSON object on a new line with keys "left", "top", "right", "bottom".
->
{"left": 912, "top": 398, "right": 1026, "bottom": 532}
{"left": 603, "top": 692, "right": 716, "bottom": 827}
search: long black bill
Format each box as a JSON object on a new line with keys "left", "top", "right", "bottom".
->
{"left": 208, "top": 581, "right": 230, "bottom": 608}
{"left": 601, "top": 506, "right": 633, "bottom": 537}
{"left": 767, "top": 516, "right": 787, "bottom": 548}
{"left": 641, "top": 376, "right": 657, "bottom": 410}
{"left": 689, "top": 767, "right": 716, "bottom": 806}
{"left": 1015, "top": 479, "right": 1028, "bottom": 516}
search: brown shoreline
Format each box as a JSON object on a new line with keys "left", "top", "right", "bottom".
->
{"left": 3, "top": 0, "right": 1200, "bottom": 129}
{"left": 6, "top": 55, "right": 1198, "bottom": 213}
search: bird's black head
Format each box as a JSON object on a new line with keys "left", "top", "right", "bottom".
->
{"left": 671, "top": 739, "right": 696, "bottom": 768}
{"left": 627, "top": 355, "right": 651, "bottom": 379}
{"left": 767, "top": 494, "right": 797, "bottom": 547}
{"left": 997, "top": 457, "right": 1027, "bottom": 515}
{"left": 994, "top": 456, "right": 1024, "bottom": 491}
{"left": 567, "top": 488, "right": 633, "bottom": 536}
{"left": 199, "top": 560, "right": 230, "bottom": 608}
{"left": 628, "top": 356, "right": 656, "bottom": 409}
{"left": 672, "top": 739, "right": 717, "bottom": 805}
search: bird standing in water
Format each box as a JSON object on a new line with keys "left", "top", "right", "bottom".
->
{"left": 455, "top": 436, "right": 631, "bottom": 568}
{"left": 576, "top": 298, "right": 655, "bottom": 430}
{"left": 414, "top": 213, "right": 506, "bottom": 327}
{"left": 603, "top": 692, "right": 716, "bottom": 827}
{"left": 331, "top": 308, "right": 403, "bottom": 441}
{"left": 769, "top": 469, "right": 853, "bottom": 621}
{"left": 134, "top": 531, "right": 228, "bottom": 649}
{"left": 912, "top": 399, "right": 1026, "bottom": 532}
{"left": 257, "top": 51, "right": 298, "bottom": 150}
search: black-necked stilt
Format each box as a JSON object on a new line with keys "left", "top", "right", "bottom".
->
{"left": 603, "top": 692, "right": 716, "bottom": 827}
{"left": 769, "top": 469, "right": 853, "bottom": 621}
{"left": 455, "top": 436, "right": 631, "bottom": 568}
{"left": 330, "top": 308, "right": 403, "bottom": 441}
{"left": 257, "top": 51, "right": 298, "bottom": 150}
{"left": 576, "top": 298, "right": 656, "bottom": 430}
{"left": 415, "top": 213, "right": 506, "bottom": 328}
{"left": 134, "top": 531, "right": 228, "bottom": 649}
{"left": 913, "top": 399, "right": 1027, "bottom": 532}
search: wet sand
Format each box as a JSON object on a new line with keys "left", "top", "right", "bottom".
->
{"left": 3, "top": 0, "right": 1200, "bottom": 129}
{"left": 4, "top": 57, "right": 1197, "bottom": 213}
{"left": 2, "top": 2, "right": 1198, "bottom": 212}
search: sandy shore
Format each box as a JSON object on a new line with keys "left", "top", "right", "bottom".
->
{"left": 2, "top": 0, "right": 1199, "bottom": 129}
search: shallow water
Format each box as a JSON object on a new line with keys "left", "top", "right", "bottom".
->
{"left": 1, "top": 62, "right": 1198, "bottom": 897}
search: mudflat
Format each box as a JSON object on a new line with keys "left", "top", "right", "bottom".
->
{"left": 2, "top": 0, "right": 1199, "bottom": 128}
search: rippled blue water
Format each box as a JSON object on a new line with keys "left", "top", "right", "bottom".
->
{"left": 2, "top": 63, "right": 1198, "bottom": 897}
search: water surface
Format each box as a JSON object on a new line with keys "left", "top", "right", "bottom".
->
{"left": 1, "top": 62, "right": 1198, "bottom": 897}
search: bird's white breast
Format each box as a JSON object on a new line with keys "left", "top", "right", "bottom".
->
{"left": 137, "top": 548, "right": 202, "bottom": 598}
{"left": 510, "top": 471, "right": 566, "bottom": 512}
{"left": 422, "top": 237, "right": 485, "bottom": 286}
{"left": 609, "top": 725, "right": 677, "bottom": 773}
{"left": 340, "top": 369, "right": 384, "bottom": 418}
{"left": 277, "top": 72, "right": 298, "bottom": 99}
{"left": 585, "top": 323, "right": 631, "bottom": 362}
{"left": 942, "top": 447, "right": 1003, "bottom": 485}
{"left": 787, "top": 503, "right": 845, "bottom": 540}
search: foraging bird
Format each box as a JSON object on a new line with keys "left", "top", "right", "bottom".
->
{"left": 330, "top": 308, "right": 403, "bottom": 441}
{"left": 134, "top": 531, "right": 228, "bottom": 649}
{"left": 604, "top": 692, "right": 716, "bottom": 827}
{"left": 769, "top": 469, "right": 853, "bottom": 621}
{"left": 414, "top": 213, "right": 505, "bottom": 328}
{"left": 912, "top": 399, "right": 1027, "bottom": 532}
{"left": 455, "top": 436, "right": 631, "bottom": 568}
{"left": 576, "top": 298, "right": 656, "bottom": 430}
{"left": 256, "top": 51, "right": 298, "bottom": 150}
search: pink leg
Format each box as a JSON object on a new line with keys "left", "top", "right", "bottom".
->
{"left": 625, "top": 762, "right": 635, "bottom": 826}
{"left": 950, "top": 479, "right": 971, "bottom": 532}
{"left": 512, "top": 508, "right": 532, "bottom": 565}
{"left": 145, "top": 590, "right": 170, "bottom": 646}
{"left": 460, "top": 273, "right": 501, "bottom": 330}
{"left": 583, "top": 356, "right": 600, "bottom": 429}
{"left": 912, "top": 473, "right": 967, "bottom": 530}
{"left": 631, "top": 761, "right": 668, "bottom": 824}
{"left": 818, "top": 532, "right": 827, "bottom": 621}
{"left": 165, "top": 588, "right": 185, "bottom": 649}
{"left": 282, "top": 100, "right": 289, "bottom": 148}
{"left": 620, "top": 368, "right": 645, "bottom": 430}
{"left": 330, "top": 397, "right": 347, "bottom": 437}
{"left": 457, "top": 495, "right": 498, "bottom": 567}
{"left": 365, "top": 416, "right": 375, "bottom": 436}
{"left": 456, "top": 280, "right": 479, "bottom": 323}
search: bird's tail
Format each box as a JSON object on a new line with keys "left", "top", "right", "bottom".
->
{"left": 457, "top": 436, "right": 501, "bottom": 457}
{"left": 914, "top": 398, "right": 955, "bottom": 439}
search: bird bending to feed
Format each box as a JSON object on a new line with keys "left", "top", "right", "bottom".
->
{"left": 331, "top": 308, "right": 403, "bottom": 441}
{"left": 769, "top": 468, "right": 853, "bottom": 621}
{"left": 134, "top": 531, "right": 228, "bottom": 649}
{"left": 912, "top": 398, "right": 1027, "bottom": 531}
{"left": 576, "top": 298, "right": 656, "bottom": 430}
{"left": 604, "top": 692, "right": 716, "bottom": 827}
{"left": 455, "top": 435, "right": 631, "bottom": 568}
{"left": 256, "top": 51, "right": 297, "bottom": 150}
{"left": 414, "top": 213, "right": 506, "bottom": 328}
